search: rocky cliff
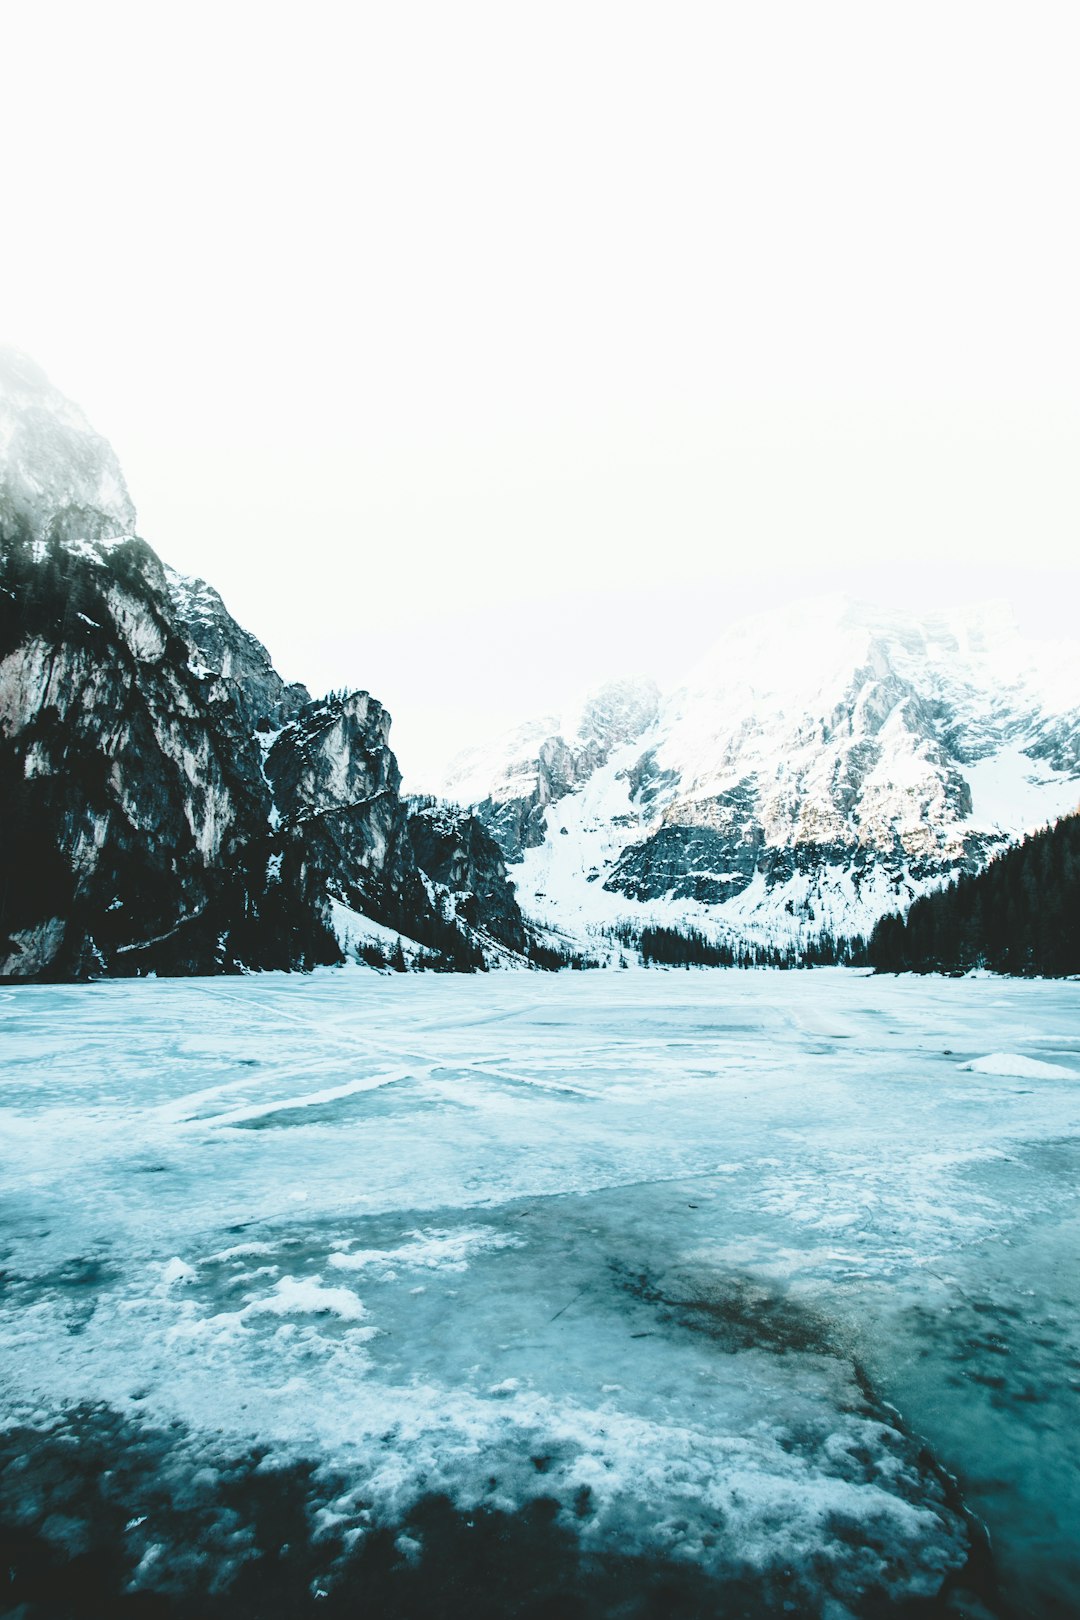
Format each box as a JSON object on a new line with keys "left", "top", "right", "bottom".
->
{"left": 407, "top": 798, "right": 528, "bottom": 956}
{"left": 0, "top": 351, "right": 528, "bottom": 979}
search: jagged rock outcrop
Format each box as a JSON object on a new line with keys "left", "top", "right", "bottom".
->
{"left": 0, "top": 526, "right": 312, "bottom": 978}
{"left": 0, "top": 352, "right": 529, "bottom": 979}
{"left": 165, "top": 567, "right": 310, "bottom": 734}
{"left": 266, "top": 692, "right": 430, "bottom": 939}
{"left": 407, "top": 799, "right": 527, "bottom": 954}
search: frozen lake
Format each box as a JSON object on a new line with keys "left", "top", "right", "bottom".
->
{"left": 1, "top": 968, "right": 1079, "bottom": 1618}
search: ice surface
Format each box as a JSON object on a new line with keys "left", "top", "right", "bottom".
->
{"left": 2, "top": 969, "right": 1079, "bottom": 1614}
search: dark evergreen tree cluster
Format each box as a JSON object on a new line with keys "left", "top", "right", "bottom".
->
{"left": 604, "top": 922, "right": 865, "bottom": 969}
{"left": 401, "top": 905, "right": 487, "bottom": 971}
{"left": 639, "top": 925, "right": 734, "bottom": 967}
{"left": 349, "top": 932, "right": 479, "bottom": 974}
{"left": 868, "top": 813, "right": 1080, "bottom": 977}
{"left": 526, "top": 937, "right": 600, "bottom": 971}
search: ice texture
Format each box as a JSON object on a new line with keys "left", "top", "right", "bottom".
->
{"left": 2, "top": 969, "right": 1079, "bottom": 1615}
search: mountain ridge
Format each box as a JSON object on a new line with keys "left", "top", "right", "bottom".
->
{"left": 440, "top": 596, "right": 1080, "bottom": 952}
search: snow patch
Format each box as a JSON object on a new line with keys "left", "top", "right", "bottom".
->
{"left": 329, "top": 1226, "right": 523, "bottom": 1277}
{"left": 243, "top": 1276, "right": 369, "bottom": 1322}
{"left": 958, "top": 1052, "right": 1077, "bottom": 1079}
{"left": 161, "top": 1258, "right": 196, "bottom": 1288}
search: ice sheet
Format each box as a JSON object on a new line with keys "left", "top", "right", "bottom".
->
{"left": 2, "top": 969, "right": 1079, "bottom": 1614}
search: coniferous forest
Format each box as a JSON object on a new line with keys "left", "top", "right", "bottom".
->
{"left": 868, "top": 813, "right": 1080, "bottom": 977}
{"left": 600, "top": 923, "right": 866, "bottom": 969}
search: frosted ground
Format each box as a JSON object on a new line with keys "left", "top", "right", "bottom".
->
{"left": 1, "top": 970, "right": 1079, "bottom": 1618}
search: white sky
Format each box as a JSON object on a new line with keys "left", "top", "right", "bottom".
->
{"left": 3, "top": 1, "right": 1078, "bottom": 785}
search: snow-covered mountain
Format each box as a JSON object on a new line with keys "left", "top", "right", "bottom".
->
{"left": 442, "top": 599, "right": 1080, "bottom": 952}
{"left": 446, "top": 677, "right": 661, "bottom": 863}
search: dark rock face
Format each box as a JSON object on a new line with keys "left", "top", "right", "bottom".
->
{"left": 165, "top": 567, "right": 311, "bottom": 734}
{"left": 603, "top": 761, "right": 991, "bottom": 910}
{"left": 408, "top": 801, "right": 527, "bottom": 954}
{"left": 607, "top": 820, "right": 763, "bottom": 906}
{"left": 0, "top": 525, "right": 321, "bottom": 978}
{"left": 265, "top": 692, "right": 431, "bottom": 943}
{"left": 623, "top": 748, "right": 680, "bottom": 813}
{"left": 475, "top": 735, "right": 610, "bottom": 863}
{"left": 607, "top": 821, "right": 1004, "bottom": 911}
{"left": 0, "top": 355, "right": 529, "bottom": 980}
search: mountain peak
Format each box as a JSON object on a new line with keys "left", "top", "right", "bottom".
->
{"left": 0, "top": 348, "right": 136, "bottom": 545}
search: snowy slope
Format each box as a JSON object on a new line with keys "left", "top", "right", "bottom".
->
{"left": 442, "top": 598, "right": 1080, "bottom": 951}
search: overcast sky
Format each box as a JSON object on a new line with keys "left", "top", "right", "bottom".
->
{"left": 4, "top": 1, "right": 1078, "bottom": 784}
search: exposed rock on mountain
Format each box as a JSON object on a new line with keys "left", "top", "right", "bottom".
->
{"left": 165, "top": 566, "right": 310, "bottom": 734}
{"left": 8, "top": 349, "right": 1075, "bottom": 974}
{"left": 443, "top": 601, "right": 1080, "bottom": 952}
{"left": 407, "top": 799, "right": 528, "bottom": 956}
{"left": 0, "top": 352, "right": 528, "bottom": 979}
{"left": 267, "top": 690, "right": 415, "bottom": 917}
{"left": 446, "top": 678, "right": 661, "bottom": 862}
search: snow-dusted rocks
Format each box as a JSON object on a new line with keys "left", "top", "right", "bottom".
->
{"left": 444, "top": 676, "right": 662, "bottom": 863}
{"left": 444, "top": 598, "right": 1080, "bottom": 952}
{"left": 164, "top": 564, "right": 310, "bottom": 733}
{"left": 0, "top": 523, "right": 286, "bottom": 977}
{"left": 407, "top": 797, "right": 528, "bottom": 956}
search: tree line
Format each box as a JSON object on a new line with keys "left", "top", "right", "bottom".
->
{"left": 602, "top": 922, "right": 865, "bottom": 969}
{"left": 867, "top": 813, "right": 1080, "bottom": 977}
